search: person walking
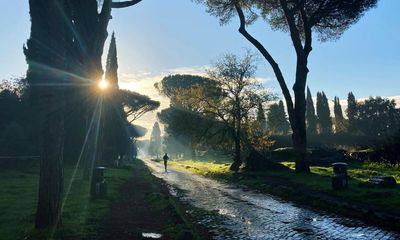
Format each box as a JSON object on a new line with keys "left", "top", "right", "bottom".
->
{"left": 163, "top": 153, "right": 169, "bottom": 172}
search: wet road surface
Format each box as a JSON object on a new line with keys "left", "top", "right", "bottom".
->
{"left": 143, "top": 159, "right": 400, "bottom": 240}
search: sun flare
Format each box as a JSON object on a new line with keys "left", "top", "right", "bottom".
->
{"left": 98, "top": 79, "right": 109, "bottom": 90}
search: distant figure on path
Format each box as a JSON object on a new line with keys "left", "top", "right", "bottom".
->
{"left": 163, "top": 153, "right": 169, "bottom": 172}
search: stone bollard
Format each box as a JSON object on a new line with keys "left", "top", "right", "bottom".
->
{"left": 331, "top": 162, "right": 348, "bottom": 190}
{"left": 91, "top": 166, "right": 107, "bottom": 197}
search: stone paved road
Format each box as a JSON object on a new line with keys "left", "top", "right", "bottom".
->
{"left": 143, "top": 159, "right": 400, "bottom": 240}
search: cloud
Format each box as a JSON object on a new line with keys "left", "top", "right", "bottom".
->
{"left": 168, "top": 66, "right": 208, "bottom": 76}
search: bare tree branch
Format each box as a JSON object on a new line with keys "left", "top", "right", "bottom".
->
{"left": 111, "top": 0, "right": 143, "bottom": 8}
{"left": 234, "top": 3, "right": 295, "bottom": 121}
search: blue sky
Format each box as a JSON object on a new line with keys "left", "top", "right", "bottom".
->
{"left": 1, "top": 0, "right": 399, "bottom": 99}
{"left": 1, "top": 0, "right": 399, "bottom": 135}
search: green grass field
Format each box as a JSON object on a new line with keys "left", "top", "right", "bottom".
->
{"left": 0, "top": 164, "right": 132, "bottom": 240}
{"left": 169, "top": 158, "right": 400, "bottom": 210}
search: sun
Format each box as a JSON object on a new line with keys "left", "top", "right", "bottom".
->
{"left": 98, "top": 79, "right": 109, "bottom": 90}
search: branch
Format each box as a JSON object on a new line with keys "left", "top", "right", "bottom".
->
{"left": 300, "top": 7, "right": 312, "bottom": 58}
{"left": 234, "top": 3, "right": 294, "bottom": 119}
{"left": 279, "top": 0, "right": 305, "bottom": 59}
{"left": 111, "top": 0, "right": 143, "bottom": 8}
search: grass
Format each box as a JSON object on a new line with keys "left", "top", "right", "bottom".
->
{"left": 168, "top": 158, "right": 400, "bottom": 211}
{"left": 0, "top": 164, "right": 132, "bottom": 240}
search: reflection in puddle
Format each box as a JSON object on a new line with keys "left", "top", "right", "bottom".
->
{"left": 141, "top": 232, "right": 163, "bottom": 239}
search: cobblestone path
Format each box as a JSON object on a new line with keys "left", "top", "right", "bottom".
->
{"left": 143, "top": 159, "right": 400, "bottom": 240}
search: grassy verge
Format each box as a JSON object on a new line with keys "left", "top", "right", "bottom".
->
{"left": 169, "top": 159, "right": 400, "bottom": 230}
{"left": 0, "top": 164, "right": 132, "bottom": 240}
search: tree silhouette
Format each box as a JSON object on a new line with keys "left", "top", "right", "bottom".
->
{"left": 173, "top": 53, "right": 270, "bottom": 171}
{"left": 24, "top": 0, "right": 68, "bottom": 228}
{"left": 333, "top": 96, "right": 346, "bottom": 133}
{"left": 197, "top": 0, "right": 378, "bottom": 172}
{"left": 156, "top": 75, "right": 221, "bottom": 160}
{"left": 306, "top": 87, "right": 317, "bottom": 135}
{"left": 24, "top": 0, "right": 144, "bottom": 229}
{"left": 101, "top": 33, "right": 129, "bottom": 163}
{"left": 256, "top": 102, "right": 267, "bottom": 134}
{"left": 267, "top": 100, "right": 291, "bottom": 135}
{"left": 347, "top": 92, "right": 358, "bottom": 134}
{"left": 101, "top": 33, "right": 159, "bottom": 163}
{"left": 356, "top": 97, "right": 399, "bottom": 137}
{"left": 316, "top": 92, "right": 332, "bottom": 134}
{"left": 149, "top": 122, "right": 162, "bottom": 159}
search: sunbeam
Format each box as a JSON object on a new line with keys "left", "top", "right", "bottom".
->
{"left": 49, "top": 97, "right": 102, "bottom": 239}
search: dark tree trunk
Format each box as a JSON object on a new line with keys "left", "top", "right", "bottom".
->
{"left": 291, "top": 60, "right": 310, "bottom": 173}
{"left": 234, "top": 3, "right": 311, "bottom": 173}
{"left": 61, "top": 0, "right": 142, "bottom": 177}
{"left": 230, "top": 134, "right": 242, "bottom": 171}
{"left": 190, "top": 140, "right": 196, "bottom": 160}
{"left": 25, "top": 0, "right": 67, "bottom": 229}
{"left": 230, "top": 108, "right": 242, "bottom": 171}
{"left": 35, "top": 86, "right": 65, "bottom": 228}
{"left": 66, "top": 0, "right": 110, "bottom": 178}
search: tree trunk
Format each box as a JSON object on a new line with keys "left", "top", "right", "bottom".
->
{"left": 35, "top": 87, "right": 65, "bottom": 228}
{"left": 26, "top": 0, "right": 67, "bottom": 229}
{"left": 234, "top": 3, "right": 311, "bottom": 173}
{"left": 230, "top": 134, "right": 242, "bottom": 171}
{"left": 230, "top": 110, "right": 242, "bottom": 171}
{"left": 190, "top": 140, "right": 196, "bottom": 160}
{"left": 291, "top": 60, "right": 310, "bottom": 173}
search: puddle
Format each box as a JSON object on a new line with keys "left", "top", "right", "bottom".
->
{"left": 141, "top": 232, "right": 163, "bottom": 239}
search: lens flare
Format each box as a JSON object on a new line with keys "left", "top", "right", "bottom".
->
{"left": 98, "top": 79, "right": 109, "bottom": 90}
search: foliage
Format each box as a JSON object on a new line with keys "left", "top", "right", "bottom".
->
{"left": 316, "top": 91, "right": 332, "bottom": 134}
{"left": 306, "top": 87, "right": 317, "bottom": 135}
{"left": 333, "top": 96, "right": 347, "bottom": 133}
{"left": 267, "top": 100, "right": 290, "bottom": 135}
{"left": 347, "top": 92, "right": 358, "bottom": 134}
{"left": 377, "top": 130, "right": 400, "bottom": 165}
{"left": 155, "top": 74, "right": 216, "bottom": 102}
{"left": 156, "top": 74, "right": 224, "bottom": 159}
{"left": 102, "top": 33, "right": 129, "bottom": 162}
{"left": 256, "top": 102, "right": 267, "bottom": 133}
{"left": 148, "top": 122, "right": 162, "bottom": 158}
{"left": 120, "top": 89, "right": 160, "bottom": 122}
{"left": 356, "top": 97, "right": 400, "bottom": 137}
{"left": 199, "top": 0, "right": 378, "bottom": 41}
{"left": 0, "top": 122, "right": 27, "bottom": 156}
{"left": 173, "top": 52, "right": 272, "bottom": 171}
{"left": 105, "top": 32, "right": 119, "bottom": 86}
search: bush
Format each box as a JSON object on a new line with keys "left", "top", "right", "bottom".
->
{"left": 245, "top": 149, "right": 288, "bottom": 171}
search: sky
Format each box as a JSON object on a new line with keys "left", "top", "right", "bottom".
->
{"left": 0, "top": 0, "right": 399, "bottom": 138}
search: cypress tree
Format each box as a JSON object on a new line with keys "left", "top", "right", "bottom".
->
{"left": 149, "top": 122, "right": 162, "bottom": 158}
{"left": 306, "top": 87, "right": 317, "bottom": 135}
{"left": 333, "top": 96, "right": 346, "bottom": 133}
{"left": 347, "top": 92, "right": 358, "bottom": 134}
{"left": 278, "top": 101, "right": 291, "bottom": 135}
{"left": 102, "top": 33, "right": 129, "bottom": 163}
{"left": 256, "top": 102, "right": 267, "bottom": 133}
{"left": 316, "top": 92, "right": 332, "bottom": 134}
{"left": 105, "top": 32, "right": 119, "bottom": 87}
{"left": 267, "top": 100, "right": 290, "bottom": 135}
